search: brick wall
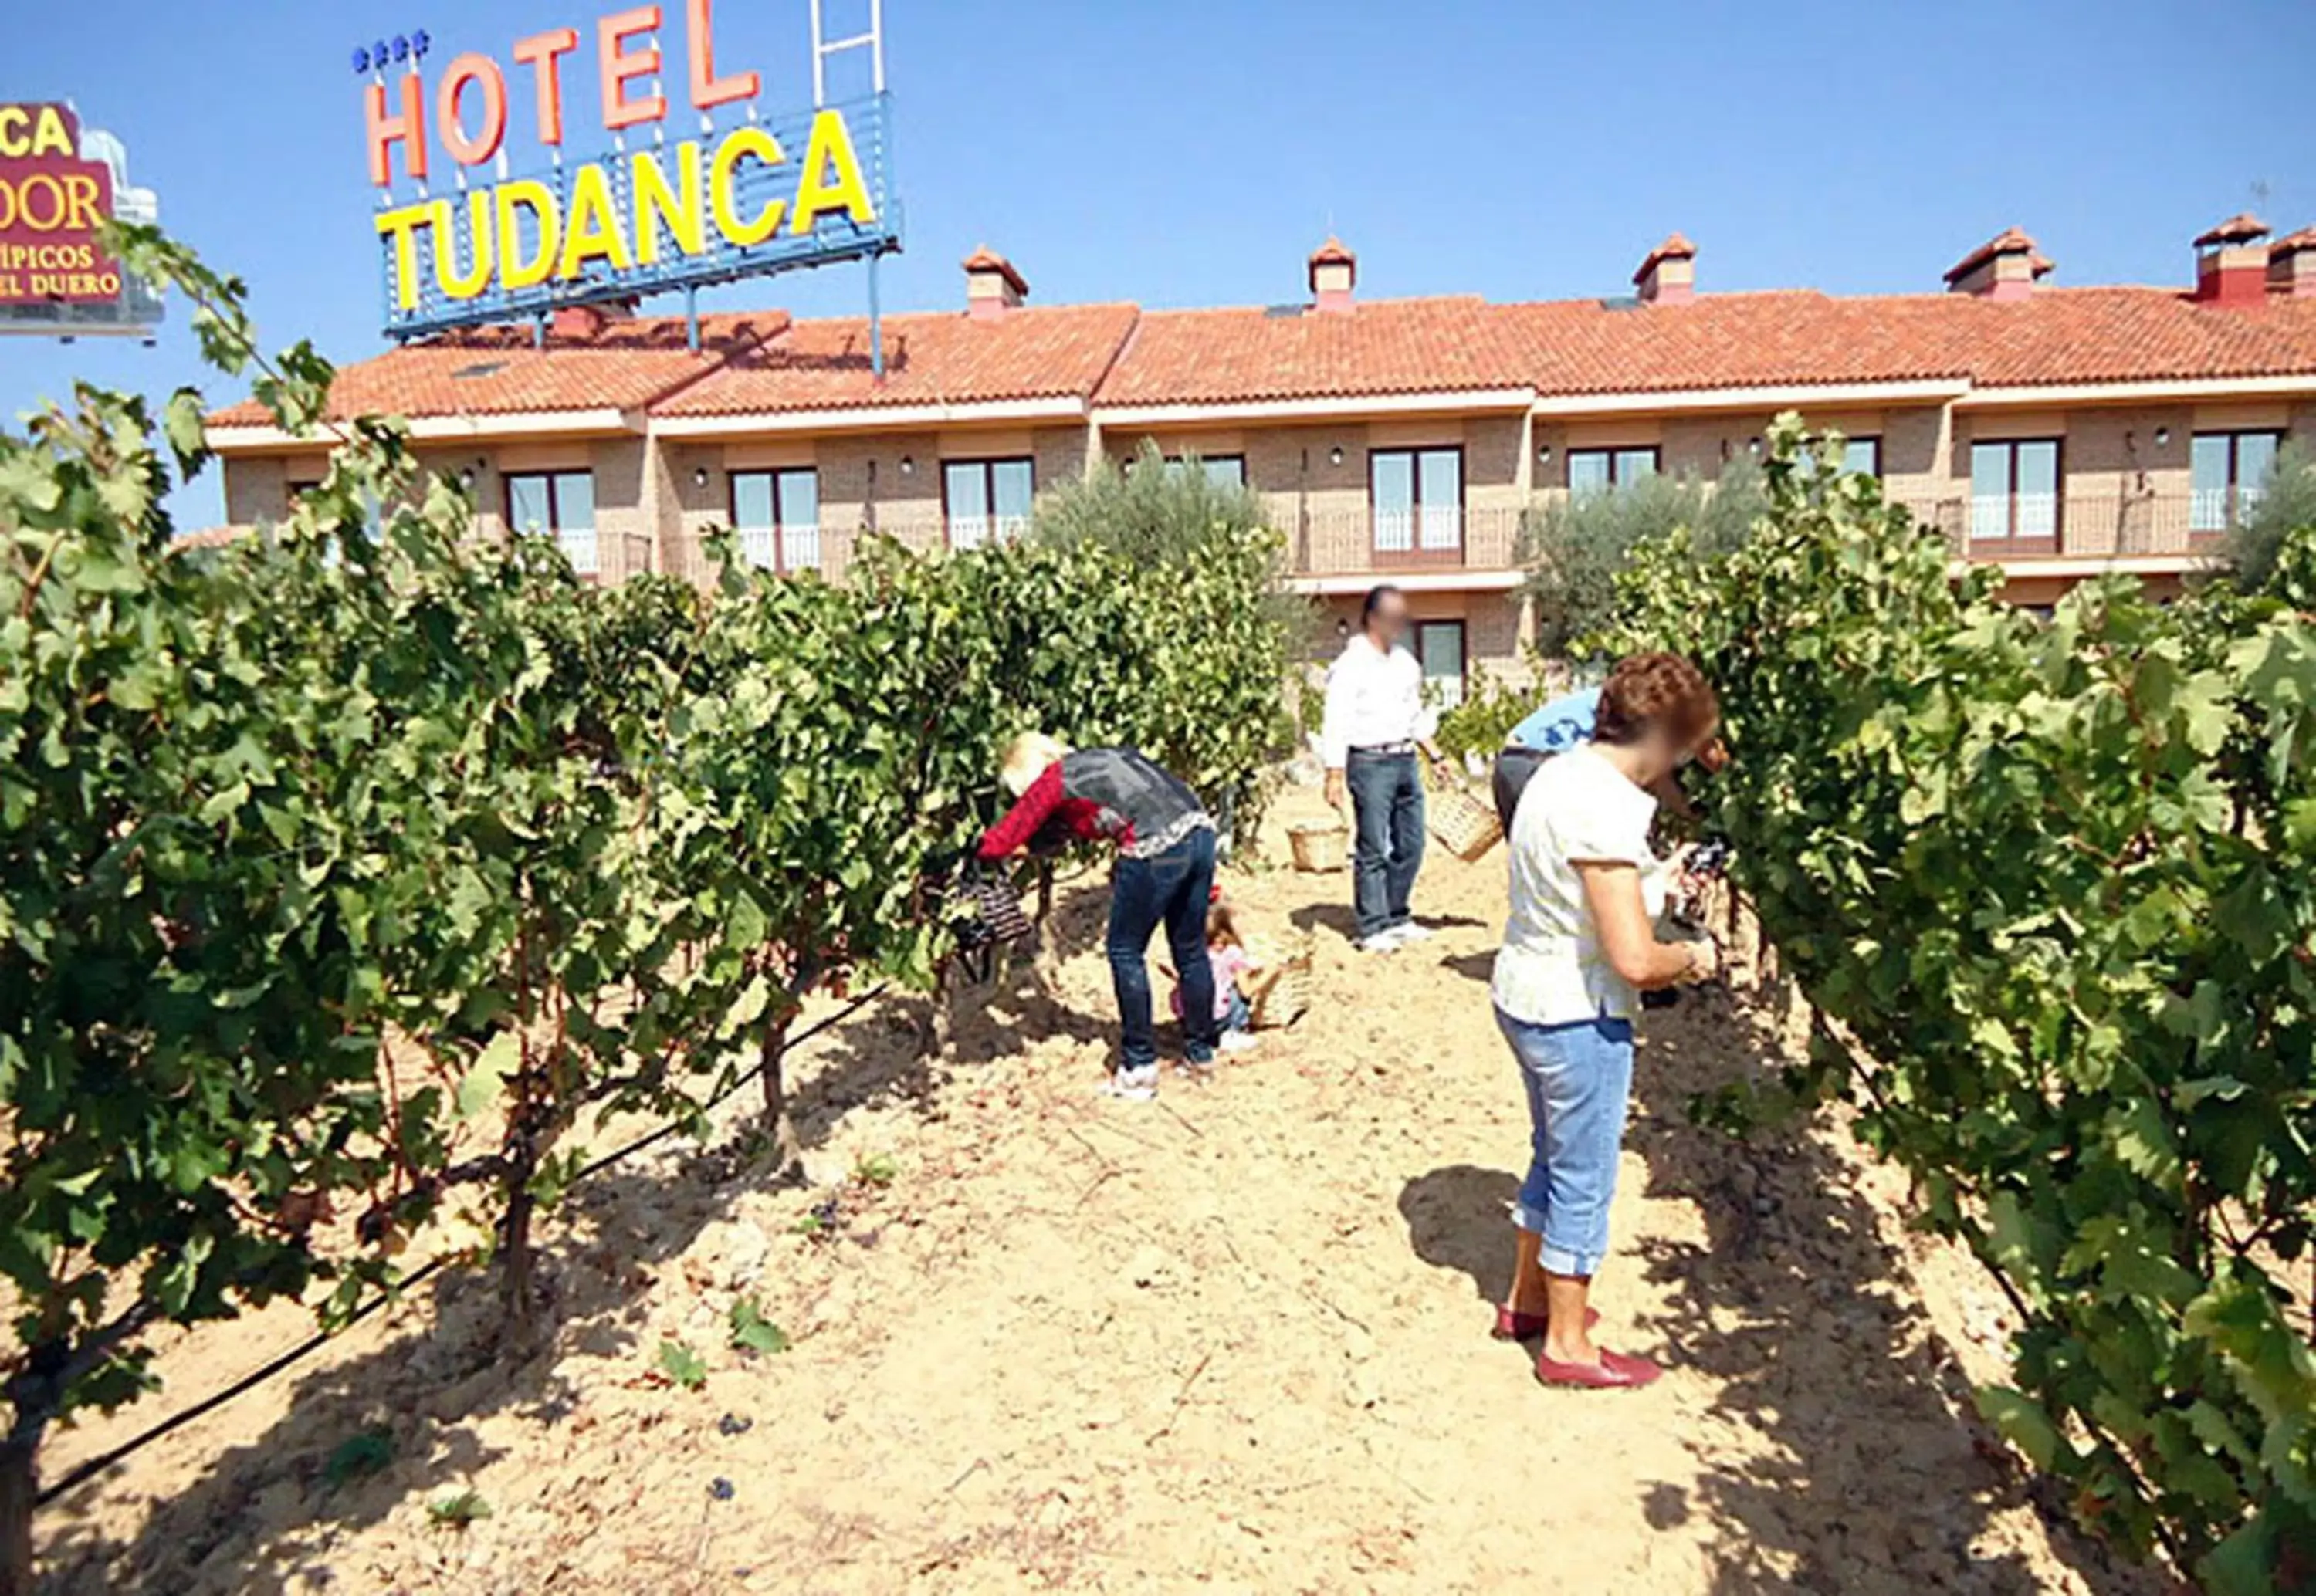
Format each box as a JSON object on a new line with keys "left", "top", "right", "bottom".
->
{"left": 661, "top": 442, "right": 726, "bottom": 585}
{"left": 221, "top": 455, "right": 292, "bottom": 529}
{"left": 822, "top": 431, "right": 943, "bottom": 557}
{"left": 1880, "top": 404, "right": 1949, "bottom": 514}
{"left": 591, "top": 437, "right": 652, "bottom": 581}
{"left": 1030, "top": 425, "right": 1089, "bottom": 501}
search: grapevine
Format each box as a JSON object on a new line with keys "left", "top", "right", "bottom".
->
{"left": 1598, "top": 413, "right": 2316, "bottom": 1594}
{"left": 0, "top": 225, "right": 1302, "bottom": 1589}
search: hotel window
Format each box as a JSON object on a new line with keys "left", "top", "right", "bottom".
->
{"left": 1414, "top": 620, "right": 1468, "bottom": 709}
{"left": 730, "top": 468, "right": 821, "bottom": 572}
{"left": 943, "top": 458, "right": 1034, "bottom": 549}
{"left": 505, "top": 470, "right": 598, "bottom": 574}
{"left": 1790, "top": 436, "right": 1880, "bottom": 481}
{"left": 1969, "top": 439, "right": 2060, "bottom": 549}
{"left": 1165, "top": 454, "right": 1245, "bottom": 488}
{"left": 1567, "top": 447, "right": 1659, "bottom": 495}
{"left": 2190, "top": 431, "right": 2280, "bottom": 534}
{"left": 1370, "top": 447, "right": 1463, "bottom": 558}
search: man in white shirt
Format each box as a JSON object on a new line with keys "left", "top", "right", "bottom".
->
{"left": 1320, "top": 585, "right": 1453, "bottom": 952}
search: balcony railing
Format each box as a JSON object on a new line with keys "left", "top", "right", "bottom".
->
{"left": 943, "top": 512, "right": 1033, "bottom": 552}
{"left": 648, "top": 485, "right": 2233, "bottom": 591}
{"left": 564, "top": 529, "right": 655, "bottom": 582}
{"left": 1891, "top": 490, "right": 2223, "bottom": 561}
{"left": 1278, "top": 504, "right": 1525, "bottom": 576}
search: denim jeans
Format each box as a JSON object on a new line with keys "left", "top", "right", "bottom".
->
{"left": 1346, "top": 749, "right": 1424, "bottom": 939}
{"left": 1107, "top": 827, "right": 1218, "bottom": 1070}
{"left": 1493, "top": 1008, "right": 1634, "bottom": 1277}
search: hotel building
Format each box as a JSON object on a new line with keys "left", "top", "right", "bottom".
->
{"left": 208, "top": 215, "right": 2316, "bottom": 703}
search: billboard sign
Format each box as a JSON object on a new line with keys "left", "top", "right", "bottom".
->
{"left": 0, "top": 102, "right": 164, "bottom": 339}
{"left": 364, "top": 2, "right": 899, "bottom": 340}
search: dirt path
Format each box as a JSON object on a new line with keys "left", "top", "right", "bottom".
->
{"left": 38, "top": 790, "right": 2164, "bottom": 1594}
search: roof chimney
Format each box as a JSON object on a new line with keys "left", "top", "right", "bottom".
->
{"left": 1944, "top": 228, "right": 2048, "bottom": 301}
{"left": 2271, "top": 227, "right": 2316, "bottom": 299}
{"left": 2193, "top": 214, "right": 2270, "bottom": 307}
{"left": 1309, "top": 236, "right": 1356, "bottom": 313}
{"left": 1634, "top": 233, "right": 1696, "bottom": 306}
{"left": 963, "top": 246, "right": 1028, "bottom": 320}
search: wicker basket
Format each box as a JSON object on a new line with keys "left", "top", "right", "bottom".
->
{"left": 1248, "top": 938, "right": 1315, "bottom": 1030}
{"left": 1287, "top": 820, "right": 1349, "bottom": 873}
{"left": 1428, "top": 785, "right": 1503, "bottom": 863}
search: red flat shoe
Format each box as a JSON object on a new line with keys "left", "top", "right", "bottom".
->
{"left": 1492, "top": 1304, "right": 1600, "bottom": 1341}
{"left": 1534, "top": 1347, "right": 1663, "bottom": 1389}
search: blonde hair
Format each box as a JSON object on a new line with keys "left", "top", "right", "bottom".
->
{"left": 999, "top": 732, "right": 1070, "bottom": 798}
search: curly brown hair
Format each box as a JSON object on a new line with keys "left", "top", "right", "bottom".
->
{"left": 1593, "top": 652, "right": 1719, "bottom": 752}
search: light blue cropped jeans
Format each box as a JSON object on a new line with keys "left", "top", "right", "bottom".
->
{"left": 1492, "top": 1008, "right": 1634, "bottom": 1277}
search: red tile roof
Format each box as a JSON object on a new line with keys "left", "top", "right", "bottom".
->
{"left": 171, "top": 525, "right": 244, "bottom": 551}
{"left": 1498, "top": 286, "right": 2316, "bottom": 394}
{"left": 207, "top": 313, "right": 788, "bottom": 426}
{"left": 208, "top": 272, "right": 2316, "bottom": 432}
{"left": 652, "top": 303, "right": 1138, "bottom": 415}
{"left": 2272, "top": 227, "right": 2316, "bottom": 257}
{"left": 1502, "top": 291, "right": 1972, "bottom": 394}
{"left": 1931, "top": 286, "right": 2316, "bottom": 386}
{"left": 1308, "top": 236, "right": 1356, "bottom": 269}
{"left": 1095, "top": 296, "right": 1530, "bottom": 406}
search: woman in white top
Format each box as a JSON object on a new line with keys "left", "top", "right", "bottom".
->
{"left": 1489, "top": 652, "right": 1723, "bottom": 1390}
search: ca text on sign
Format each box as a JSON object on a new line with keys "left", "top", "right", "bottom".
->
{"left": 0, "top": 103, "right": 123, "bottom": 306}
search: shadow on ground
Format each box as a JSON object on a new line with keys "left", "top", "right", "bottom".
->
{"left": 1437, "top": 949, "right": 1495, "bottom": 984}
{"left": 37, "top": 884, "right": 1135, "bottom": 1594}
{"left": 1397, "top": 979, "right": 2148, "bottom": 1595}
{"left": 1291, "top": 899, "right": 1490, "bottom": 944}
{"left": 1290, "top": 899, "right": 1359, "bottom": 942}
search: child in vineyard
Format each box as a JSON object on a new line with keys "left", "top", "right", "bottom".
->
{"left": 1165, "top": 895, "right": 1274, "bottom": 1058}
{"left": 978, "top": 733, "right": 1220, "bottom": 1100}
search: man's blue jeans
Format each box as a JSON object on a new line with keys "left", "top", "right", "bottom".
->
{"left": 1347, "top": 749, "right": 1424, "bottom": 940}
{"left": 1106, "top": 827, "right": 1218, "bottom": 1071}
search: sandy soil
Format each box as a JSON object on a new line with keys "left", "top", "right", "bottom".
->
{"left": 35, "top": 788, "right": 2174, "bottom": 1595}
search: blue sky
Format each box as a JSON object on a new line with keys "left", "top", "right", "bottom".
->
{"left": 10, "top": 0, "right": 2315, "bottom": 526}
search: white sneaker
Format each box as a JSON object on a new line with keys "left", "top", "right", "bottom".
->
{"left": 1218, "top": 1030, "right": 1259, "bottom": 1053}
{"left": 1389, "top": 921, "right": 1435, "bottom": 944}
{"left": 1102, "top": 1065, "right": 1160, "bottom": 1101}
{"left": 1356, "top": 932, "right": 1400, "bottom": 954}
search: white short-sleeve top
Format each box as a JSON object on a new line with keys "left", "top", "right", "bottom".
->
{"left": 1490, "top": 746, "right": 1664, "bottom": 1025}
